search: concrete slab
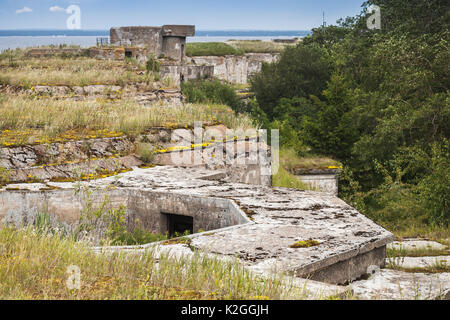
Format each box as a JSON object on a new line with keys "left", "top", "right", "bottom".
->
{"left": 0, "top": 166, "right": 394, "bottom": 285}
{"left": 351, "top": 270, "right": 450, "bottom": 300}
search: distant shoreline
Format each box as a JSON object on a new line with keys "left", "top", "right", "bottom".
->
{"left": 0, "top": 30, "right": 311, "bottom": 37}
{"left": 0, "top": 30, "right": 311, "bottom": 51}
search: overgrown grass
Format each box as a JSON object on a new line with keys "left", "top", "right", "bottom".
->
{"left": 272, "top": 166, "right": 309, "bottom": 190}
{"left": 0, "top": 54, "right": 152, "bottom": 87}
{"left": 279, "top": 148, "right": 341, "bottom": 171}
{"left": 387, "top": 247, "right": 449, "bottom": 258}
{"left": 0, "top": 94, "right": 254, "bottom": 146}
{"left": 228, "top": 40, "right": 292, "bottom": 53}
{"left": 186, "top": 42, "right": 245, "bottom": 57}
{"left": 0, "top": 226, "right": 312, "bottom": 300}
{"left": 387, "top": 256, "right": 449, "bottom": 274}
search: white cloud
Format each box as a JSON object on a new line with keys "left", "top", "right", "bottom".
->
{"left": 16, "top": 7, "right": 32, "bottom": 14}
{"left": 49, "top": 6, "right": 67, "bottom": 13}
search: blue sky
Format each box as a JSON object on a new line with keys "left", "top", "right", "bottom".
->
{"left": 0, "top": 0, "right": 365, "bottom": 30}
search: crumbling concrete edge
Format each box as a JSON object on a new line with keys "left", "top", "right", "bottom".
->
{"left": 93, "top": 194, "right": 255, "bottom": 252}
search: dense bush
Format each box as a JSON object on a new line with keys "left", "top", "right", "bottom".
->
{"left": 249, "top": 0, "right": 449, "bottom": 229}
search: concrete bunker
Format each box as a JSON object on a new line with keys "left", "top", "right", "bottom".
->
{"left": 0, "top": 166, "right": 393, "bottom": 286}
{"left": 0, "top": 187, "right": 251, "bottom": 237}
{"left": 110, "top": 25, "right": 195, "bottom": 62}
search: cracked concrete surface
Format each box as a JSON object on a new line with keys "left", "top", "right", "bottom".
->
{"left": 0, "top": 165, "right": 393, "bottom": 287}
{"left": 388, "top": 240, "right": 448, "bottom": 251}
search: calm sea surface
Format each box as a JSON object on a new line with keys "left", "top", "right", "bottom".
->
{"left": 0, "top": 30, "right": 310, "bottom": 51}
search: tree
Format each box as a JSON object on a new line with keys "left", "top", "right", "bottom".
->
{"left": 250, "top": 43, "right": 332, "bottom": 119}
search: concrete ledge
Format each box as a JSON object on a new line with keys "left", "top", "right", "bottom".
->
{"left": 304, "top": 246, "right": 387, "bottom": 285}
{"left": 0, "top": 166, "right": 394, "bottom": 285}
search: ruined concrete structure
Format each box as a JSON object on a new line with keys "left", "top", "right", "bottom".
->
{"left": 0, "top": 166, "right": 393, "bottom": 286}
{"left": 293, "top": 168, "right": 340, "bottom": 196}
{"left": 110, "top": 25, "right": 195, "bottom": 62}
{"left": 187, "top": 53, "right": 280, "bottom": 84}
{"left": 0, "top": 125, "right": 272, "bottom": 187}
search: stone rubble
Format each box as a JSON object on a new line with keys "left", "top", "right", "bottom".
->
{"left": 388, "top": 240, "right": 448, "bottom": 251}
{"left": 351, "top": 269, "right": 450, "bottom": 300}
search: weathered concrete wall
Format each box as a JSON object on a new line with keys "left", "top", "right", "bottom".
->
{"left": 110, "top": 25, "right": 195, "bottom": 62}
{"left": 245, "top": 53, "right": 280, "bottom": 76}
{"left": 189, "top": 55, "right": 247, "bottom": 84}
{"left": 162, "top": 25, "right": 195, "bottom": 37}
{"left": 160, "top": 64, "right": 214, "bottom": 85}
{"left": 188, "top": 53, "right": 279, "bottom": 84}
{"left": 305, "top": 246, "right": 387, "bottom": 285}
{"left": 0, "top": 125, "right": 272, "bottom": 187}
{"left": 297, "top": 174, "right": 339, "bottom": 195}
{"left": 89, "top": 47, "right": 148, "bottom": 63}
{"left": 4, "top": 84, "right": 183, "bottom": 105}
{"left": 0, "top": 187, "right": 249, "bottom": 238}
{"left": 0, "top": 136, "right": 135, "bottom": 170}
{"left": 89, "top": 47, "right": 126, "bottom": 60}
{"left": 127, "top": 191, "right": 248, "bottom": 234}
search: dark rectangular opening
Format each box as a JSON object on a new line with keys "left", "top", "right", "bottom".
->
{"left": 125, "top": 50, "right": 133, "bottom": 58}
{"left": 163, "top": 213, "right": 193, "bottom": 236}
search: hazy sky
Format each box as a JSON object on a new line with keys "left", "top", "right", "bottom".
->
{"left": 0, "top": 0, "right": 365, "bottom": 30}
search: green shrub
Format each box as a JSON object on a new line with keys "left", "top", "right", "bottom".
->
{"left": 181, "top": 79, "right": 244, "bottom": 112}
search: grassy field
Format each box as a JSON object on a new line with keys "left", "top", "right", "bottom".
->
{"left": 0, "top": 49, "right": 153, "bottom": 87}
{"left": 228, "top": 40, "right": 293, "bottom": 54}
{"left": 186, "top": 41, "right": 292, "bottom": 57}
{"left": 0, "top": 226, "right": 318, "bottom": 300}
{"left": 0, "top": 94, "right": 254, "bottom": 146}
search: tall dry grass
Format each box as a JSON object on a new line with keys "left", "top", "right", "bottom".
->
{"left": 228, "top": 40, "right": 292, "bottom": 54}
{"left": 0, "top": 226, "right": 316, "bottom": 300}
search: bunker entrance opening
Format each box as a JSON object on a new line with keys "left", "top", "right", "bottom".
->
{"left": 163, "top": 213, "right": 194, "bottom": 236}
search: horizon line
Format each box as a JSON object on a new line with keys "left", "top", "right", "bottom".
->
{"left": 0, "top": 28, "right": 313, "bottom": 32}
